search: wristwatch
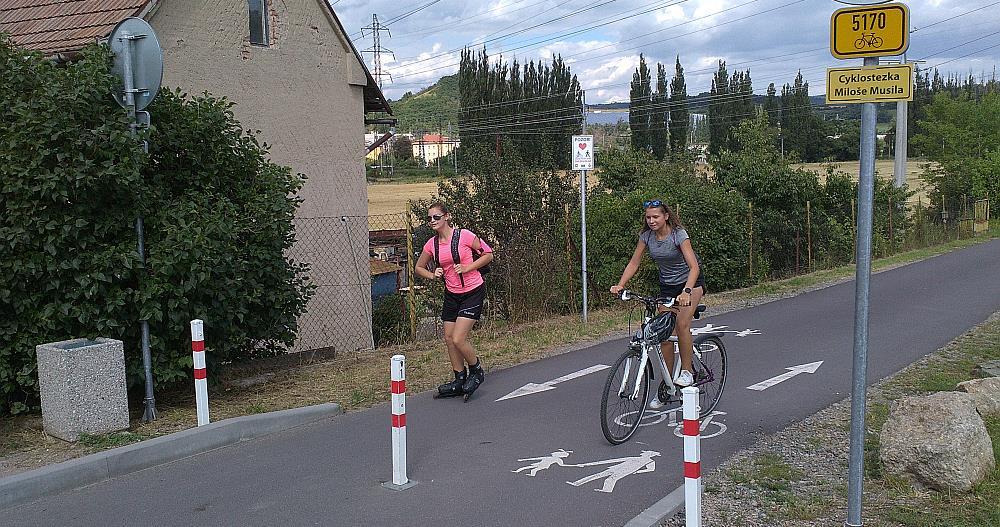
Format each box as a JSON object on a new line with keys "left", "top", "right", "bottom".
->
{"left": 683, "top": 287, "right": 692, "bottom": 294}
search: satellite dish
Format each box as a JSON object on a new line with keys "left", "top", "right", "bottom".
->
{"left": 109, "top": 17, "right": 163, "bottom": 111}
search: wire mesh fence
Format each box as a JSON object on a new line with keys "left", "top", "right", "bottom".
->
{"left": 287, "top": 194, "right": 992, "bottom": 355}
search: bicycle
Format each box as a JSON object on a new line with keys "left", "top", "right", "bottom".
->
{"left": 600, "top": 289, "right": 728, "bottom": 445}
{"left": 853, "top": 32, "right": 884, "bottom": 50}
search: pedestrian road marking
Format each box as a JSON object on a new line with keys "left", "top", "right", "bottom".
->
{"left": 512, "top": 449, "right": 661, "bottom": 493}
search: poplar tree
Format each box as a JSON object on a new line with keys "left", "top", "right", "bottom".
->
{"left": 651, "top": 62, "right": 670, "bottom": 160}
{"left": 629, "top": 54, "right": 653, "bottom": 154}
{"left": 669, "top": 56, "right": 689, "bottom": 155}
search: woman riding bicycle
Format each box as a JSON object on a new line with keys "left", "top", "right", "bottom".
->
{"left": 414, "top": 202, "right": 494, "bottom": 400}
{"left": 610, "top": 200, "right": 704, "bottom": 390}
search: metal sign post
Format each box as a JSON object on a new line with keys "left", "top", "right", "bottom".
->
{"left": 572, "top": 131, "right": 594, "bottom": 323}
{"left": 829, "top": 3, "right": 909, "bottom": 526}
{"left": 110, "top": 17, "right": 163, "bottom": 423}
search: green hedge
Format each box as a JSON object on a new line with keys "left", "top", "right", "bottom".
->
{"left": 0, "top": 38, "right": 310, "bottom": 415}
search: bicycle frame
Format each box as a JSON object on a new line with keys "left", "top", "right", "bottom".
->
{"left": 618, "top": 296, "right": 681, "bottom": 401}
{"left": 617, "top": 290, "right": 711, "bottom": 402}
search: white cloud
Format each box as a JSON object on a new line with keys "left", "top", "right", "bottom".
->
{"left": 332, "top": 0, "right": 1000, "bottom": 103}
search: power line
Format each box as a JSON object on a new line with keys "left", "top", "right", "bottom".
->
{"left": 390, "top": 0, "right": 636, "bottom": 66}
{"left": 390, "top": 0, "right": 802, "bottom": 80}
{"left": 912, "top": 1, "right": 1000, "bottom": 33}
{"left": 382, "top": 0, "right": 442, "bottom": 26}
{"left": 388, "top": 0, "right": 560, "bottom": 40}
{"left": 390, "top": 0, "right": 688, "bottom": 77}
{"left": 380, "top": 0, "right": 997, "bottom": 95}
{"left": 361, "top": 14, "right": 394, "bottom": 89}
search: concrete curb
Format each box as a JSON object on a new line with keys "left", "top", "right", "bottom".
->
{"left": 624, "top": 484, "right": 685, "bottom": 527}
{"left": 0, "top": 403, "right": 342, "bottom": 511}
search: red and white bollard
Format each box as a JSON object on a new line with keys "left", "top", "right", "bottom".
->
{"left": 190, "top": 319, "right": 210, "bottom": 427}
{"left": 384, "top": 354, "right": 416, "bottom": 490}
{"left": 682, "top": 386, "right": 701, "bottom": 527}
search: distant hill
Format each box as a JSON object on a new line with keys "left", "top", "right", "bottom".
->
{"left": 388, "top": 74, "right": 459, "bottom": 134}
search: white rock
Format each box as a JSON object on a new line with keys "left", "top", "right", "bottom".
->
{"left": 956, "top": 377, "right": 1000, "bottom": 417}
{"left": 879, "top": 391, "right": 995, "bottom": 493}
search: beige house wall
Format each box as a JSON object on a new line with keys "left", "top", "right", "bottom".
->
{"left": 413, "top": 141, "right": 457, "bottom": 165}
{"left": 147, "top": 0, "right": 374, "bottom": 352}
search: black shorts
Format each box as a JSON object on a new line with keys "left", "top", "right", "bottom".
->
{"left": 442, "top": 284, "right": 486, "bottom": 322}
{"left": 659, "top": 277, "right": 705, "bottom": 300}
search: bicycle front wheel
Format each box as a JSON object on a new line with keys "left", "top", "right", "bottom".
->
{"left": 600, "top": 348, "right": 649, "bottom": 445}
{"left": 692, "top": 335, "right": 727, "bottom": 418}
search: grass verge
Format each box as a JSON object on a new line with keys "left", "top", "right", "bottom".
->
{"left": 1, "top": 225, "right": 997, "bottom": 479}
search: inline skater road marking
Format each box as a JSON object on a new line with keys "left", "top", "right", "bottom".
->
{"left": 495, "top": 364, "right": 610, "bottom": 401}
{"left": 746, "top": 360, "right": 824, "bottom": 391}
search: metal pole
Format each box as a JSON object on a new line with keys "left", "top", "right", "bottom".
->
{"left": 405, "top": 208, "right": 417, "bottom": 340}
{"left": 893, "top": 52, "right": 908, "bottom": 188}
{"left": 121, "top": 31, "right": 156, "bottom": 423}
{"left": 580, "top": 90, "right": 588, "bottom": 322}
{"left": 846, "top": 56, "right": 879, "bottom": 527}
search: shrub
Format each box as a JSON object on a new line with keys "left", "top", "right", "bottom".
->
{"left": 0, "top": 38, "right": 310, "bottom": 414}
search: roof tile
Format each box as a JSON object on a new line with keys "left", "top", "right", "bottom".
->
{"left": 0, "top": 0, "right": 151, "bottom": 54}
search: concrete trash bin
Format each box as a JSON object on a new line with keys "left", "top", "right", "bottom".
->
{"left": 35, "top": 338, "right": 130, "bottom": 441}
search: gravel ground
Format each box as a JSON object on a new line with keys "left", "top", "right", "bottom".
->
{"left": 660, "top": 311, "right": 1000, "bottom": 527}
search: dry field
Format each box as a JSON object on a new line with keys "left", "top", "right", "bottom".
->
{"left": 366, "top": 160, "right": 937, "bottom": 225}
{"left": 793, "top": 159, "right": 936, "bottom": 206}
{"left": 367, "top": 181, "right": 439, "bottom": 226}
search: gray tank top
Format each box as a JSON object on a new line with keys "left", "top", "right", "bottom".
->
{"left": 640, "top": 228, "right": 693, "bottom": 285}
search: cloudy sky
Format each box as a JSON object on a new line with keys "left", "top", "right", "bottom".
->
{"left": 331, "top": 0, "right": 1000, "bottom": 103}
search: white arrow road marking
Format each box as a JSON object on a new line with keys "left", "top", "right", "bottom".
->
{"left": 746, "top": 361, "right": 824, "bottom": 391}
{"left": 496, "top": 364, "right": 610, "bottom": 401}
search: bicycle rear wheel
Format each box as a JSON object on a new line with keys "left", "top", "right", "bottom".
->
{"left": 600, "top": 348, "right": 649, "bottom": 445}
{"left": 692, "top": 335, "right": 727, "bottom": 418}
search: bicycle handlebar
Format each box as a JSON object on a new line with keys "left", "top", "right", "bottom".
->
{"left": 618, "top": 289, "right": 676, "bottom": 308}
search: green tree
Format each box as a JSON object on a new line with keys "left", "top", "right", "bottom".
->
{"left": 425, "top": 141, "right": 578, "bottom": 319}
{"left": 669, "top": 56, "right": 689, "bottom": 156}
{"left": 651, "top": 62, "right": 670, "bottom": 160}
{"left": 392, "top": 136, "right": 414, "bottom": 160}
{"left": 914, "top": 92, "right": 1000, "bottom": 209}
{"left": 0, "top": 38, "right": 311, "bottom": 414}
{"left": 458, "top": 48, "right": 581, "bottom": 170}
{"left": 629, "top": 55, "right": 653, "bottom": 154}
{"left": 708, "top": 61, "right": 730, "bottom": 156}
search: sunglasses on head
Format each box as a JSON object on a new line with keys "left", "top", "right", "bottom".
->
{"left": 427, "top": 213, "right": 445, "bottom": 222}
{"left": 643, "top": 200, "right": 663, "bottom": 208}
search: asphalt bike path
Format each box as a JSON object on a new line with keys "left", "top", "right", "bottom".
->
{"left": 3, "top": 240, "right": 998, "bottom": 527}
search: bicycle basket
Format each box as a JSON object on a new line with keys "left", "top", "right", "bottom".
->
{"left": 642, "top": 312, "right": 675, "bottom": 343}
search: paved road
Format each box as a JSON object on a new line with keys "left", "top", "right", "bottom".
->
{"left": 3, "top": 240, "right": 998, "bottom": 527}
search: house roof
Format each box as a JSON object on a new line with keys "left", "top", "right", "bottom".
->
{"left": 370, "top": 259, "right": 402, "bottom": 276}
{"left": 0, "top": 0, "right": 152, "bottom": 56}
{"left": 0, "top": 0, "right": 391, "bottom": 114}
{"left": 417, "top": 134, "right": 453, "bottom": 143}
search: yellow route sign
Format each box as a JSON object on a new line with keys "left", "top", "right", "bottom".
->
{"left": 826, "top": 64, "right": 913, "bottom": 104}
{"left": 830, "top": 3, "right": 909, "bottom": 59}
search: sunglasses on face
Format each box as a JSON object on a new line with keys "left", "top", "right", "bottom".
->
{"left": 643, "top": 200, "right": 663, "bottom": 208}
{"left": 427, "top": 214, "right": 445, "bottom": 222}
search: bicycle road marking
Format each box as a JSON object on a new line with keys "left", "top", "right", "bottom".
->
{"left": 615, "top": 408, "right": 729, "bottom": 439}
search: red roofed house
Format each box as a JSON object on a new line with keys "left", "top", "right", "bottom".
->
{"left": 412, "top": 133, "right": 459, "bottom": 167}
{"left": 1, "top": 0, "right": 391, "bottom": 353}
